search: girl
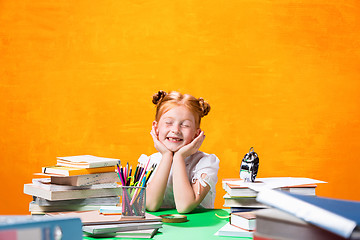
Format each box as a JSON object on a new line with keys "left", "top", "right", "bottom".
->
{"left": 138, "top": 90, "right": 220, "bottom": 213}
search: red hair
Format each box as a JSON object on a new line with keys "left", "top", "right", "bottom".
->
{"left": 152, "top": 90, "right": 210, "bottom": 128}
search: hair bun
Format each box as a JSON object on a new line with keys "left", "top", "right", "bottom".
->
{"left": 198, "top": 97, "right": 211, "bottom": 117}
{"left": 152, "top": 90, "right": 167, "bottom": 105}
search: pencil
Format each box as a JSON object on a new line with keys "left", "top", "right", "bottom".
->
{"left": 146, "top": 164, "right": 157, "bottom": 184}
{"left": 123, "top": 165, "right": 127, "bottom": 185}
{"left": 137, "top": 157, "right": 151, "bottom": 187}
{"left": 120, "top": 166, "right": 126, "bottom": 186}
{"left": 136, "top": 164, "right": 143, "bottom": 183}
{"left": 145, "top": 169, "right": 151, "bottom": 184}
{"left": 126, "top": 162, "right": 129, "bottom": 179}
{"left": 133, "top": 164, "right": 139, "bottom": 183}
{"left": 130, "top": 176, "right": 146, "bottom": 205}
{"left": 128, "top": 166, "right": 132, "bottom": 180}
{"left": 116, "top": 164, "right": 125, "bottom": 186}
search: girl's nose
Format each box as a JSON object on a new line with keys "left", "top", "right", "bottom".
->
{"left": 171, "top": 124, "right": 180, "bottom": 133}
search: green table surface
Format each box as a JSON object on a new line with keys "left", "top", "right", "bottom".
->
{"left": 83, "top": 209, "right": 252, "bottom": 240}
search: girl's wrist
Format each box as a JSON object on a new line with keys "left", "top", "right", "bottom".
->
{"left": 173, "top": 151, "right": 187, "bottom": 161}
{"left": 161, "top": 151, "right": 174, "bottom": 160}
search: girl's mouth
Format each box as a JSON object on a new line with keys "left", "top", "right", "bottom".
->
{"left": 166, "top": 137, "right": 183, "bottom": 142}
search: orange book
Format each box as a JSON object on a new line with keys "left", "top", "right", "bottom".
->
{"left": 40, "top": 165, "right": 115, "bottom": 176}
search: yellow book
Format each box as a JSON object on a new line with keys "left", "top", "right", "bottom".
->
{"left": 41, "top": 165, "right": 115, "bottom": 176}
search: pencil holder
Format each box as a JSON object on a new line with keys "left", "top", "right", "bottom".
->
{"left": 121, "top": 186, "right": 146, "bottom": 218}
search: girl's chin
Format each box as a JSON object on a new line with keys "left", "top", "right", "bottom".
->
{"left": 166, "top": 146, "right": 181, "bottom": 152}
{"left": 164, "top": 143, "right": 183, "bottom": 152}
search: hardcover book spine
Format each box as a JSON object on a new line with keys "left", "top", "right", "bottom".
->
{"left": 256, "top": 189, "right": 356, "bottom": 239}
{"left": 0, "top": 217, "right": 83, "bottom": 240}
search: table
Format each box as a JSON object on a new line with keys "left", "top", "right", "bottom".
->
{"left": 84, "top": 209, "right": 252, "bottom": 240}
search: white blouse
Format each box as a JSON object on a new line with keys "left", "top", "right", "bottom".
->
{"left": 138, "top": 151, "right": 220, "bottom": 209}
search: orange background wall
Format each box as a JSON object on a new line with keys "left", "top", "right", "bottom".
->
{"left": 1, "top": 0, "right": 359, "bottom": 214}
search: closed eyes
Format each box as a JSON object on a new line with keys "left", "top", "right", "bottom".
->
{"left": 163, "top": 119, "right": 192, "bottom": 128}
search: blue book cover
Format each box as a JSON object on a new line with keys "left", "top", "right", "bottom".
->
{"left": 0, "top": 215, "right": 82, "bottom": 240}
{"left": 286, "top": 192, "right": 360, "bottom": 224}
{"left": 257, "top": 189, "right": 360, "bottom": 239}
{"left": 230, "top": 207, "right": 266, "bottom": 213}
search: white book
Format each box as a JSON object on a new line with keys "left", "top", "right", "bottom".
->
{"left": 214, "top": 222, "right": 253, "bottom": 238}
{"left": 99, "top": 206, "right": 122, "bottom": 214}
{"left": 29, "top": 202, "right": 104, "bottom": 213}
{"left": 223, "top": 177, "right": 324, "bottom": 197}
{"left": 57, "top": 155, "right": 120, "bottom": 169}
{"left": 24, "top": 183, "right": 121, "bottom": 201}
{"left": 51, "top": 172, "right": 119, "bottom": 186}
{"left": 33, "top": 196, "right": 120, "bottom": 206}
{"left": 32, "top": 178, "right": 118, "bottom": 191}
{"left": 84, "top": 228, "right": 159, "bottom": 239}
{"left": 223, "top": 193, "right": 267, "bottom": 208}
{"left": 83, "top": 222, "right": 163, "bottom": 235}
{"left": 230, "top": 212, "right": 256, "bottom": 231}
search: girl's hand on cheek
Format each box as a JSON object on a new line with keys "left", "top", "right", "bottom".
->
{"left": 150, "top": 126, "right": 173, "bottom": 156}
{"left": 175, "top": 131, "right": 205, "bottom": 159}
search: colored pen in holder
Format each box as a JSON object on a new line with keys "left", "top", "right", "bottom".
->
{"left": 121, "top": 186, "right": 146, "bottom": 218}
{"left": 116, "top": 158, "right": 156, "bottom": 218}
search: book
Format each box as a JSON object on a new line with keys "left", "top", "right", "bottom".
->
{"left": 32, "top": 178, "right": 117, "bottom": 191}
{"left": 24, "top": 183, "right": 121, "bottom": 201}
{"left": 56, "top": 155, "right": 120, "bottom": 169}
{"left": 40, "top": 165, "right": 115, "bottom": 176}
{"left": 223, "top": 183, "right": 259, "bottom": 197}
{"left": 224, "top": 182, "right": 318, "bottom": 197}
{"left": 49, "top": 211, "right": 163, "bottom": 236}
{"left": 50, "top": 172, "right": 119, "bottom": 186}
{"left": 222, "top": 177, "right": 322, "bottom": 197}
{"left": 230, "top": 207, "right": 266, "bottom": 213}
{"left": 99, "top": 206, "right": 123, "bottom": 214}
{"left": 33, "top": 196, "right": 120, "bottom": 207}
{"left": 223, "top": 193, "right": 268, "bottom": 208}
{"left": 0, "top": 215, "right": 82, "bottom": 240}
{"left": 254, "top": 208, "right": 347, "bottom": 240}
{"left": 82, "top": 221, "right": 163, "bottom": 235}
{"left": 47, "top": 210, "right": 162, "bottom": 226}
{"left": 83, "top": 228, "right": 159, "bottom": 238}
{"left": 214, "top": 222, "right": 253, "bottom": 238}
{"left": 29, "top": 201, "right": 104, "bottom": 213}
{"left": 256, "top": 189, "right": 360, "bottom": 239}
{"left": 230, "top": 211, "right": 256, "bottom": 231}
{"left": 253, "top": 232, "right": 276, "bottom": 240}
{"left": 222, "top": 177, "right": 325, "bottom": 189}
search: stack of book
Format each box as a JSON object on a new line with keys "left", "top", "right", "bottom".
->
{"left": 254, "top": 189, "right": 360, "bottom": 240}
{"left": 23, "top": 155, "right": 122, "bottom": 214}
{"left": 216, "top": 177, "right": 327, "bottom": 238}
{"left": 215, "top": 211, "right": 256, "bottom": 238}
{"left": 48, "top": 210, "right": 163, "bottom": 238}
{"left": 222, "top": 177, "right": 325, "bottom": 213}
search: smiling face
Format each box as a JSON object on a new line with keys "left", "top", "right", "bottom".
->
{"left": 154, "top": 105, "right": 201, "bottom": 152}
